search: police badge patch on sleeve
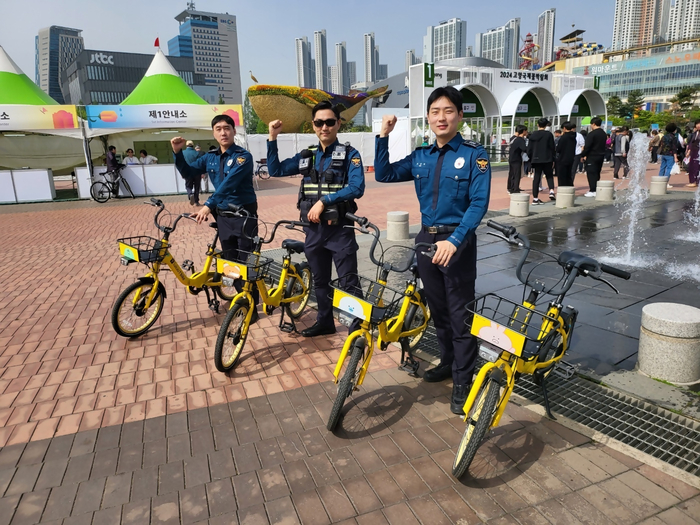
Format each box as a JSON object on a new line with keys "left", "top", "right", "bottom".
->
{"left": 351, "top": 157, "right": 361, "bottom": 166}
{"left": 236, "top": 156, "right": 246, "bottom": 165}
{"left": 476, "top": 158, "right": 489, "bottom": 173}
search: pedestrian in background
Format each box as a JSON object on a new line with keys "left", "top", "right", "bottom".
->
{"left": 613, "top": 127, "right": 630, "bottom": 179}
{"left": 571, "top": 123, "right": 585, "bottom": 182}
{"left": 685, "top": 120, "right": 700, "bottom": 188}
{"left": 182, "top": 140, "right": 203, "bottom": 206}
{"left": 123, "top": 148, "right": 141, "bottom": 165}
{"left": 507, "top": 125, "right": 527, "bottom": 194}
{"left": 649, "top": 130, "right": 661, "bottom": 164}
{"left": 556, "top": 121, "right": 577, "bottom": 188}
{"left": 140, "top": 149, "right": 158, "bottom": 165}
{"left": 527, "top": 118, "right": 556, "bottom": 204}
{"left": 658, "top": 123, "right": 680, "bottom": 186}
{"left": 581, "top": 117, "right": 607, "bottom": 197}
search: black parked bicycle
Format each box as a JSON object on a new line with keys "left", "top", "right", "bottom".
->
{"left": 90, "top": 165, "right": 135, "bottom": 203}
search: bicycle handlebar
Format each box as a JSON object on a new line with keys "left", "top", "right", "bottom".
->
{"left": 345, "top": 213, "right": 436, "bottom": 273}
{"left": 145, "top": 198, "right": 196, "bottom": 234}
{"left": 486, "top": 219, "right": 630, "bottom": 297}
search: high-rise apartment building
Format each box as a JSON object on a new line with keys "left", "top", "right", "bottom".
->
{"left": 347, "top": 61, "right": 357, "bottom": 88}
{"left": 330, "top": 65, "right": 339, "bottom": 94}
{"left": 377, "top": 64, "right": 388, "bottom": 81}
{"left": 537, "top": 9, "right": 556, "bottom": 65}
{"left": 476, "top": 18, "right": 521, "bottom": 69}
{"left": 405, "top": 49, "right": 421, "bottom": 71}
{"left": 668, "top": 0, "right": 700, "bottom": 50}
{"left": 294, "top": 36, "right": 314, "bottom": 87}
{"left": 612, "top": 0, "right": 671, "bottom": 54}
{"left": 168, "top": 3, "right": 243, "bottom": 103}
{"left": 313, "top": 30, "right": 328, "bottom": 91}
{"left": 424, "top": 18, "right": 468, "bottom": 63}
{"left": 363, "top": 33, "right": 376, "bottom": 83}
{"left": 335, "top": 41, "right": 348, "bottom": 94}
{"left": 35, "top": 26, "right": 84, "bottom": 103}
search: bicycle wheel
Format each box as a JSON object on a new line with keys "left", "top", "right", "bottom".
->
{"left": 120, "top": 177, "right": 135, "bottom": 198}
{"left": 214, "top": 299, "right": 250, "bottom": 372}
{"left": 90, "top": 181, "right": 111, "bottom": 203}
{"left": 399, "top": 299, "right": 430, "bottom": 350}
{"left": 258, "top": 166, "right": 270, "bottom": 180}
{"left": 327, "top": 334, "right": 365, "bottom": 431}
{"left": 284, "top": 262, "right": 312, "bottom": 319}
{"left": 112, "top": 280, "right": 165, "bottom": 337}
{"left": 214, "top": 274, "right": 238, "bottom": 302}
{"left": 452, "top": 373, "right": 501, "bottom": 478}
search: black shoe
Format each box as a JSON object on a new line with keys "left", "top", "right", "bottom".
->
{"left": 451, "top": 383, "right": 471, "bottom": 415}
{"left": 301, "top": 322, "right": 336, "bottom": 337}
{"left": 423, "top": 362, "right": 452, "bottom": 383}
{"left": 189, "top": 194, "right": 196, "bottom": 205}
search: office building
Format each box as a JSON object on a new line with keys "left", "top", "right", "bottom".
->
{"left": 295, "top": 36, "right": 314, "bottom": 87}
{"left": 347, "top": 61, "right": 357, "bottom": 88}
{"left": 35, "top": 26, "right": 84, "bottom": 103}
{"left": 313, "top": 30, "right": 328, "bottom": 91}
{"left": 668, "top": 0, "right": 700, "bottom": 50}
{"left": 364, "top": 33, "right": 376, "bottom": 83}
{"left": 61, "top": 49, "right": 213, "bottom": 105}
{"left": 476, "top": 18, "right": 521, "bottom": 69}
{"left": 167, "top": 4, "right": 243, "bottom": 103}
{"left": 424, "top": 18, "right": 468, "bottom": 63}
{"left": 537, "top": 9, "right": 556, "bottom": 65}
{"left": 405, "top": 49, "right": 420, "bottom": 71}
{"left": 335, "top": 41, "right": 348, "bottom": 94}
{"left": 377, "top": 64, "right": 388, "bottom": 81}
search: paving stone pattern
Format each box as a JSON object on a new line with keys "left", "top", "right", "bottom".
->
{"left": 0, "top": 369, "right": 698, "bottom": 524}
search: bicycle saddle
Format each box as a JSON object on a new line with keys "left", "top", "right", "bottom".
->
{"left": 282, "top": 239, "right": 305, "bottom": 254}
{"left": 558, "top": 251, "right": 597, "bottom": 272}
{"left": 209, "top": 222, "right": 218, "bottom": 230}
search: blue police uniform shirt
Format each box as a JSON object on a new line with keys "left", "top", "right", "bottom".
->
{"left": 267, "top": 139, "right": 365, "bottom": 205}
{"left": 375, "top": 133, "right": 491, "bottom": 248}
{"left": 175, "top": 144, "right": 256, "bottom": 211}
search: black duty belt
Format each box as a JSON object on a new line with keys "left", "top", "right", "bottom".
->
{"left": 422, "top": 224, "right": 458, "bottom": 234}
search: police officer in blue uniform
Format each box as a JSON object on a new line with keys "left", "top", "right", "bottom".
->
{"left": 171, "top": 114, "right": 259, "bottom": 320}
{"left": 375, "top": 86, "right": 491, "bottom": 414}
{"left": 267, "top": 101, "right": 365, "bottom": 337}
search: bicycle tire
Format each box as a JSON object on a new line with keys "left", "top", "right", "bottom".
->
{"left": 452, "top": 373, "right": 501, "bottom": 478}
{"left": 214, "top": 299, "right": 250, "bottom": 372}
{"left": 399, "top": 299, "right": 430, "bottom": 350}
{"left": 215, "top": 276, "right": 238, "bottom": 302}
{"left": 90, "top": 181, "right": 111, "bottom": 203}
{"left": 327, "top": 334, "right": 365, "bottom": 431}
{"left": 258, "top": 166, "right": 270, "bottom": 180}
{"left": 121, "top": 177, "right": 135, "bottom": 199}
{"left": 284, "top": 262, "right": 312, "bottom": 319}
{"left": 112, "top": 280, "right": 165, "bottom": 337}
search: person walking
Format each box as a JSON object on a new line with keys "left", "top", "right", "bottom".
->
{"left": 556, "top": 122, "right": 577, "bottom": 188}
{"left": 571, "top": 123, "right": 585, "bottom": 182}
{"left": 581, "top": 117, "right": 607, "bottom": 197}
{"left": 507, "top": 125, "right": 527, "bottom": 194}
{"left": 182, "top": 140, "right": 203, "bottom": 206}
{"left": 375, "top": 86, "right": 491, "bottom": 415}
{"left": 267, "top": 101, "right": 365, "bottom": 338}
{"left": 649, "top": 130, "right": 661, "bottom": 164}
{"left": 613, "top": 127, "right": 630, "bottom": 179}
{"left": 527, "top": 118, "right": 556, "bottom": 205}
{"left": 171, "top": 114, "right": 259, "bottom": 319}
{"left": 685, "top": 120, "right": 700, "bottom": 188}
{"left": 605, "top": 130, "right": 615, "bottom": 163}
{"left": 658, "top": 123, "right": 680, "bottom": 187}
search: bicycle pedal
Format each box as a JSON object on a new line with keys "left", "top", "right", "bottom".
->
{"left": 552, "top": 360, "right": 577, "bottom": 380}
{"left": 208, "top": 300, "right": 220, "bottom": 313}
{"left": 398, "top": 361, "right": 420, "bottom": 377}
{"left": 182, "top": 260, "right": 195, "bottom": 272}
{"left": 279, "top": 322, "right": 295, "bottom": 334}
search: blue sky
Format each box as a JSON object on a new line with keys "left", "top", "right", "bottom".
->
{"left": 1, "top": 0, "right": 615, "bottom": 92}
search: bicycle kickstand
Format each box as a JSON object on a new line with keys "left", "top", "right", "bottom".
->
{"left": 278, "top": 305, "right": 298, "bottom": 334}
{"left": 398, "top": 341, "right": 420, "bottom": 378}
{"left": 541, "top": 378, "right": 557, "bottom": 421}
{"left": 204, "top": 287, "right": 220, "bottom": 314}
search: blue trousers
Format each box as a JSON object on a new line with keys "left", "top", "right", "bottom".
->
{"left": 658, "top": 155, "right": 675, "bottom": 178}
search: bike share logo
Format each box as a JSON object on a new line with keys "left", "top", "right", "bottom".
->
{"left": 90, "top": 53, "right": 114, "bottom": 65}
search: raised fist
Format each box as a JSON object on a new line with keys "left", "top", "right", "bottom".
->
{"left": 171, "top": 136, "right": 186, "bottom": 153}
{"left": 380, "top": 115, "right": 398, "bottom": 137}
{"left": 268, "top": 120, "right": 283, "bottom": 140}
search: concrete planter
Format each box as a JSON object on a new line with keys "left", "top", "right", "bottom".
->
{"left": 555, "top": 187, "right": 575, "bottom": 209}
{"left": 386, "top": 211, "right": 409, "bottom": 241}
{"left": 596, "top": 180, "right": 615, "bottom": 202}
{"left": 509, "top": 193, "right": 530, "bottom": 217}
{"left": 649, "top": 176, "right": 668, "bottom": 196}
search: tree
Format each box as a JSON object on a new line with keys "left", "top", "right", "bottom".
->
{"left": 606, "top": 95, "right": 623, "bottom": 117}
{"left": 218, "top": 94, "right": 225, "bottom": 104}
{"left": 626, "top": 90, "right": 645, "bottom": 116}
{"left": 670, "top": 86, "right": 698, "bottom": 117}
{"left": 243, "top": 94, "right": 262, "bottom": 135}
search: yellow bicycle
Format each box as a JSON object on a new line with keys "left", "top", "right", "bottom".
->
{"left": 213, "top": 205, "right": 312, "bottom": 372}
{"left": 112, "top": 198, "right": 236, "bottom": 337}
{"left": 452, "top": 220, "right": 631, "bottom": 478}
{"left": 326, "top": 213, "right": 435, "bottom": 431}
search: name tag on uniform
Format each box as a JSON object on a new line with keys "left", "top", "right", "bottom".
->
{"left": 332, "top": 149, "right": 346, "bottom": 160}
{"left": 299, "top": 158, "right": 310, "bottom": 169}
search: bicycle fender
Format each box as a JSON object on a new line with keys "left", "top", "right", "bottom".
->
{"left": 489, "top": 367, "right": 505, "bottom": 385}
{"left": 137, "top": 276, "right": 167, "bottom": 299}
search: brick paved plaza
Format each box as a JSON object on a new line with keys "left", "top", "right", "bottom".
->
{"left": 0, "top": 164, "right": 698, "bottom": 524}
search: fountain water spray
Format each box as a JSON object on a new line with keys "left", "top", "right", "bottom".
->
{"left": 619, "top": 132, "right": 651, "bottom": 262}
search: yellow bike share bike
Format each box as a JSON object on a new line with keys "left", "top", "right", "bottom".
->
{"left": 326, "top": 213, "right": 436, "bottom": 431}
{"left": 452, "top": 220, "right": 631, "bottom": 478}
{"left": 113, "top": 198, "right": 238, "bottom": 337}
{"left": 213, "top": 205, "right": 312, "bottom": 372}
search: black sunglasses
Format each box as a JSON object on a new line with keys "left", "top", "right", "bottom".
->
{"left": 312, "top": 118, "right": 338, "bottom": 128}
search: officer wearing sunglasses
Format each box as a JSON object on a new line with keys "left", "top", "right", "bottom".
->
{"left": 267, "top": 101, "right": 365, "bottom": 337}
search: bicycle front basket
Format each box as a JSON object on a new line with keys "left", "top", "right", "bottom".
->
{"left": 117, "top": 236, "right": 167, "bottom": 264}
{"left": 330, "top": 275, "right": 406, "bottom": 324}
{"left": 217, "top": 250, "right": 273, "bottom": 282}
